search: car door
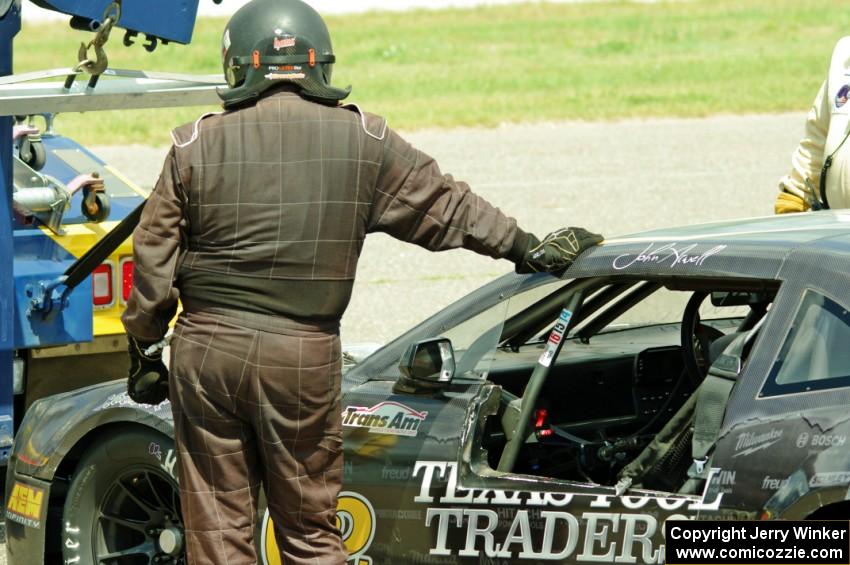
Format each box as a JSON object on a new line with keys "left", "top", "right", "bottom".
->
{"left": 388, "top": 277, "right": 735, "bottom": 564}
{"left": 299, "top": 275, "right": 531, "bottom": 563}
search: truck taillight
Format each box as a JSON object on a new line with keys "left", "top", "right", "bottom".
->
{"left": 121, "top": 259, "right": 134, "bottom": 303}
{"left": 92, "top": 263, "right": 114, "bottom": 307}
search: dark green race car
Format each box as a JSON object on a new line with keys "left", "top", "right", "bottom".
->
{"left": 9, "top": 212, "right": 850, "bottom": 564}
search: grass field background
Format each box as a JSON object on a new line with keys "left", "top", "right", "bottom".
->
{"left": 12, "top": 0, "right": 850, "bottom": 145}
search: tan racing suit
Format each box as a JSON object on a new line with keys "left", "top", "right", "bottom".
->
{"left": 778, "top": 37, "right": 850, "bottom": 213}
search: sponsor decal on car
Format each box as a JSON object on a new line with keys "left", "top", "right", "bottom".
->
{"left": 539, "top": 309, "right": 572, "bottom": 368}
{"left": 797, "top": 432, "right": 846, "bottom": 449}
{"left": 732, "top": 428, "right": 783, "bottom": 458}
{"left": 375, "top": 508, "right": 423, "bottom": 521}
{"left": 160, "top": 448, "right": 178, "bottom": 480}
{"left": 411, "top": 461, "right": 723, "bottom": 562}
{"left": 6, "top": 482, "right": 45, "bottom": 529}
{"left": 342, "top": 401, "right": 428, "bottom": 437}
{"left": 612, "top": 243, "right": 727, "bottom": 271}
{"left": 761, "top": 475, "right": 789, "bottom": 491}
{"left": 809, "top": 472, "right": 850, "bottom": 488}
{"left": 382, "top": 464, "right": 413, "bottom": 481}
{"left": 708, "top": 469, "right": 736, "bottom": 494}
{"left": 262, "top": 491, "right": 375, "bottom": 565}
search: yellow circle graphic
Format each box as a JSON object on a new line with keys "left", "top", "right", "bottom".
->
{"left": 261, "top": 491, "right": 376, "bottom": 565}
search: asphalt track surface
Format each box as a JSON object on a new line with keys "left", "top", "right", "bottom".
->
{"left": 0, "top": 111, "right": 804, "bottom": 562}
{"left": 93, "top": 112, "right": 803, "bottom": 346}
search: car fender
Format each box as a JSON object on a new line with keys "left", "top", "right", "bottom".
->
{"left": 12, "top": 380, "right": 173, "bottom": 483}
{"left": 6, "top": 381, "right": 172, "bottom": 563}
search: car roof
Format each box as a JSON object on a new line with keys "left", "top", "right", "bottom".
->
{"left": 569, "top": 211, "right": 850, "bottom": 281}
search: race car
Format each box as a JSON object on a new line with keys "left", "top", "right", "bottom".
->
{"left": 7, "top": 211, "right": 850, "bottom": 564}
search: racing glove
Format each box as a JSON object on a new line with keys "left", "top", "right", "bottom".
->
{"left": 515, "top": 227, "right": 604, "bottom": 276}
{"left": 127, "top": 335, "right": 169, "bottom": 405}
{"left": 774, "top": 191, "right": 809, "bottom": 214}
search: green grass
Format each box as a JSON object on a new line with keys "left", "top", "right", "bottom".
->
{"left": 12, "top": 0, "right": 850, "bottom": 145}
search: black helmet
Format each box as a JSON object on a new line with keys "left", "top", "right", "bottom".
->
{"left": 218, "top": 0, "right": 351, "bottom": 108}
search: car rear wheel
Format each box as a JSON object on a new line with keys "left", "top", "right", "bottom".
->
{"left": 61, "top": 426, "right": 186, "bottom": 564}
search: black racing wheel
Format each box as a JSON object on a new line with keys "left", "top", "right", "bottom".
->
{"left": 61, "top": 426, "right": 186, "bottom": 564}
{"left": 681, "top": 291, "right": 725, "bottom": 387}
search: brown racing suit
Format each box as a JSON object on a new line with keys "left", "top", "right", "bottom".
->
{"left": 122, "top": 88, "right": 530, "bottom": 564}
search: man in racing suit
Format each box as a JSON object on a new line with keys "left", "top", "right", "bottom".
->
{"left": 776, "top": 37, "right": 850, "bottom": 213}
{"left": 121, "top": 0, "right": 603, "bottom": 563}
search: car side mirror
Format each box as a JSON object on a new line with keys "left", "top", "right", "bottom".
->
{"left": 393, "top": 338, "right": 456, "bottom": 394}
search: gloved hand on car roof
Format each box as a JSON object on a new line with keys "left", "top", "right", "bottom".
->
{"left": 515, "top": 227, "right": 604, "bottom": 276}
{"left": 774, "top": 191, "right": 809, "bottom": 214}
{"left": 127, "top": 335, "right": 170, "bottom": 405}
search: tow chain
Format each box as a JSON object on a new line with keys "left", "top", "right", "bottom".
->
{"left": 67, "top": 1, "right": 122, "bottom": 88}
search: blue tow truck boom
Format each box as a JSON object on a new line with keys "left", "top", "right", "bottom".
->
{"left": 0, "top": 0, "right": 225, "bottom": 465}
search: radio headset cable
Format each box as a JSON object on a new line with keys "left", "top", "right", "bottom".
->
{"left": 817, "top": 127, "right": 850, "bottom": 210}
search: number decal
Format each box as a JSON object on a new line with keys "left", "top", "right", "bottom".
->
{"left": 261, "top": 491, "right": 376, "bottom": 565}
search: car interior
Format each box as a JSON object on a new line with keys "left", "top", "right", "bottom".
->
{"left": 476, "top": 275, "right": 780, "bottom": 495}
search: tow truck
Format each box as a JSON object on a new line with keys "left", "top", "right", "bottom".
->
{"left": 0, "top": 0, "right": 227, "bottom": 561}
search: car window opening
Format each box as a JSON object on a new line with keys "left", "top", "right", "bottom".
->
{"left": 477, "top": 275, "right": 780, "bottom": 497}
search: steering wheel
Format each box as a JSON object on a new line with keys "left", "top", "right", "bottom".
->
{"left": 681, "top": 291, "right": 725, "bottom": 387}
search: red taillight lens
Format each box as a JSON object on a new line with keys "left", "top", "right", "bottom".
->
{"left": 121, "top": 259, "right": 134, "bottom": 302}
{"left": 92, "top": 263, "right": 114, "bottom": 307}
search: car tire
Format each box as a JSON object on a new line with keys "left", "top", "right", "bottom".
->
{"left": 61, "top": 426, "right": 185, "bottom": 564}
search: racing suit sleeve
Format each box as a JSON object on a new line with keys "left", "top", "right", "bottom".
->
{"left": 121, "top": 147, "right": 188, "bottom": 342}
{"left": 777, "top": 79, "right": 830, "bottom": 212}
{"left": 368, "top": 127, "right": 529, "bottom": 262}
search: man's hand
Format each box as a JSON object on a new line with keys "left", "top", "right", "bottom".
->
{"left": 775, "top": 192, "right": 809, "bottom": 214}
{"left": 517, "top": 227, "right": 604, "bottom": 276}
{"left": 127, "top": 335, "right": 169, "bottom": 405}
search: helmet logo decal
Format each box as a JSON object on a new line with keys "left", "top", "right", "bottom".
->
{"left": 273, "top": 35, "right": 296, "bottom": 51}
{"left": 222, "top": 29, "right": 231, "bottom": 51}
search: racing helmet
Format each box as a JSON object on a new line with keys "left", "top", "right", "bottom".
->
{"left": 218, "top": 0, "right": 351, "bottom": 108}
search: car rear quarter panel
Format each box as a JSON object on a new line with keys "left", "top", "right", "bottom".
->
{"left": 708, "top": 240, "right": 850, "bottom": 517}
